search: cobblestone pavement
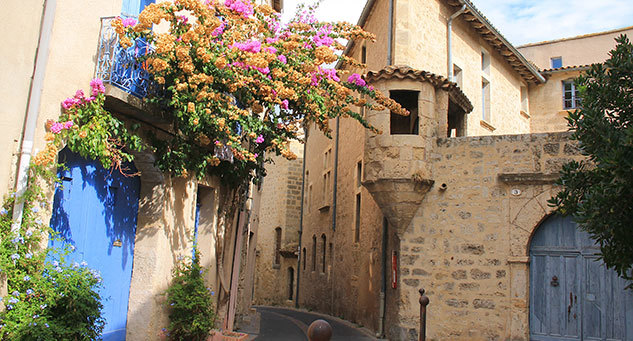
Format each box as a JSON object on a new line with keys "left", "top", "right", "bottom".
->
{"left": 238, "top": 306, "right": 378, "bottom": 340}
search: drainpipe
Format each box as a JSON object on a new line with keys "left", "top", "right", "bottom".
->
{"left": 387, "top": 0, "right": 394, "bottom": 65}
{"left": 377, "top": 218, "right": 388, "bottom": 337}
{"left": 295, "top": 128, "right": 308, "bottom": 308}
{"left": 447, "top": 5, "right": 467, "bottom": 82}
{"left": 331, "top": 118, "right": 340, "bottom": 232}
{"left": 12, "top": 0, "right": 57, "bottom": 233}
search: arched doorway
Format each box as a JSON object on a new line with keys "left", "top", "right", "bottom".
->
{"left": 50, "top": 148, "right": 140, "bottom": 340}
{"left": 529, "top": 215, "right": 633, "bottom": 340}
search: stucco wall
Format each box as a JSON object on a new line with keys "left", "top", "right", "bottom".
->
{"left": 1, "top": 2, "right": 228, "bottom": 340}
{"left": 528, "top": 70, "right": 582, "bottom": 133}
{"left": 517, "top": 26, "right": 633, "bottom": 69}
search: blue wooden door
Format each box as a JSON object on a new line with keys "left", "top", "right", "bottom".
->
{"left": 530, "top": 215, "right": 633, "bottom": 340}
{"left": 50, "top": 148, "right": 140, "bottom": 341}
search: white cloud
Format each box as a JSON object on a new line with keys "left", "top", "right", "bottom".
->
{"left": 280, "top": 0, "right": 633, "bottom": 46}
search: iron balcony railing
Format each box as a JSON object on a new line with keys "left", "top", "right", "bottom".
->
{"left": 95, "top": 16, "right": 156, "bottom": 99}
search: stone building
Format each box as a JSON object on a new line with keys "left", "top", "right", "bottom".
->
{"left": 247, "top": 140, "right": 303, "bottom": 307}
{"left": 297, "top": 0, "right": 633, "bottom": 340}
{"left": 0, "top": 0, "right": 282, "bottom": 340}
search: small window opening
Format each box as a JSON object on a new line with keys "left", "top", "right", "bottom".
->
{"left": 354, "top": 193, "right": 361, "bottom": 243}
{"left": 521, "top": 86, "right": 529, "bottom": 115}
{"left": 356, "top": 161, "right": 362, "bottom": 188}
{"left": 287, "top": 267, "right": 294, "bottom": 300}
{"left": 361, "top": 44, "right": 367, "bottom": 64}
{"left": 390, "top": 90, "right": 419, "bottom": 135}
{"left": 312, "top": 235, "right": 316, "bottom": 271}
{"left": 482, "top": 78, "right": 491, "bottom": 122}
{"left": 274, "top": 227, "right": 282, "bottom": 267}
{"left": 551, "top": 57, "right": 563, "bottom": 69}
{"left": 453, "top": 64, "right": 463, "bottom": 88}
{"left": 481, "top": 50, "right": 490, "bottom": 75}
{"left": 302, "top": 248, "right": 306, "bottom": 271}
{"left": 321, "top": 234, "right": 327, "bottom": 273}
{"left": 447, "top": 100, "right": 466, "bottom": 137}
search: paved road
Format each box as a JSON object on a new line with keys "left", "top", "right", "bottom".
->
{"left": 238, "top": 306, "right": 378, "bottom": 340}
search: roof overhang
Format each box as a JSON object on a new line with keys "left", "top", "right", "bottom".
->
{"left": 337, "top": 0, "right": 545, "bottom": 84}
{"left": 366, "top": 65, "right": 474, "bottom": 113}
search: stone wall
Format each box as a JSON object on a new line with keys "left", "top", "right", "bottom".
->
{"left": 252, "top": 140, "right": 304, "bottom": 307}
{"left": 390, "top": 132, "right": 584, "bottom": 340}
{"left": 393, "top": 0, "right": 529, "bottom": 137}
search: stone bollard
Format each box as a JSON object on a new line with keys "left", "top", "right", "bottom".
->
{"left": 419, "top": 288, "right": 430, "bottom": 341}
{"left": 307, "top": 319, "right": 332, "bottom": 341}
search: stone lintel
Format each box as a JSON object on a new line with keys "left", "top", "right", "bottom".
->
{"left": 498, "top": 172, "right": 559, "bottom": 184}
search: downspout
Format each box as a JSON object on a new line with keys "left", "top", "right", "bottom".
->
{"left": 331, "top": 118, "right": 339, "bottom": 232}
{"left": 330, "top": 117, "right": 340, "bottom": 313}
{"left": 377, "top": 218, "right": 388, "bottom": 337}
{"left": 378, "top": 0, "right": 395, "bottom": 334}
{"left": 11, "top": 0, "right": 57, "bottom": 232}
{"left": 387, "top": 0, "right": 394, "bottom": 65}
{"left": 447, "top": 5, "right": 467, "bottom": 81}
{"left": 295, "top": 128, "right": 308, "bottom": 308}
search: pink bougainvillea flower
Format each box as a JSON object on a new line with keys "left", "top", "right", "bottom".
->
{"left": 74, "top": 89, "right": 85, "bottom": 99}
{"left": 90, "top": 78, "right": 106, "bottom": 96}
{"left": 281, "top": 99, "right": 289, "bottom": 110}
{"left": 277, "top": 55, "right": 287, "bottom": 64}
{"left": 63, "top": 121, "right": 74, "bottom": 130}
{"left": 232, "top": 40, "right": 261, "bottom": 53}
{"left": 121, "top": 17, "right": 137, "bottom": 28}
{"left": 255, "top": 135, "right": 264, "bottom": 144}
{"left": 347, "top": 73, "right": 366, "bottom": 87}
{"left": 62, "top": 97, "right": 78, "bottom": 110}
{"left": 50, "top": 122, "right": 64, "bottom": 134}
{"left": 224, "top": 0, "right": 254, "bottom": 18}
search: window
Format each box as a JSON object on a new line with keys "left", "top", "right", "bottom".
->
{"left": 390, "top": 90, "right": 419, "bottom": 135}
{"left": 356, "top": 161, "right": 362, "bottom": 188}
{"left": 322, "top": 148, "right": 332, "bottom": 206}
{"left": 521, "top": 86, "right": 529, "bottom": 115}
{"left": 287, "top": 267, "right": 294, "bottom": 300}
{"left": 453, "top": 64, "right": 463, "bottom": 88}
{"left": 312, "top": 235, "right": 316, "bottom": 271}
{"left": 563, "top": 80, "right": 581, "bottom": 109}
{"left": 273, "top": 227, "right": 281, "bottom": 267}
{"left": 551, "top": 57, "right": 563, "bottom": 69}
{"left": 481, "top": 50, "right": 490, "bottom": 75}
{"left": 302, "top": 248, "right": 306, "bottom": 271}
{"left": 272, "top": 0, "right": 282, "bottom": 12}
{"left": 361, "top": 44, "right": 367, "bottom": 65}
{"left": 321, "top": 234, "right": 327, "bottom": 273}
{"left": 354, "top": 193, "right": 361, "bottom": 243}
{"left": 482, "top": 78, "right": 491, "bottom": 122}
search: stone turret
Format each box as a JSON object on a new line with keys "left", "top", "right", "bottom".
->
{"left": 362, "top": 65, "right": 473, "bottom": 235}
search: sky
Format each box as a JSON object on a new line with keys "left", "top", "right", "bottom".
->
{"left": 280, "top": 0, "right": 633, "bottom": 46}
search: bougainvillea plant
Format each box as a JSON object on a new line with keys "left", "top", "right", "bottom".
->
{"left": 34, "top": 79, "right": 143, "bottom": 175}
{"left": 112, "top": 0, "right": 407, "bottom": 184}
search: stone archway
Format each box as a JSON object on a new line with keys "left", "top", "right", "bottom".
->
{"left": 507, "top": 186, "right": 558, "bottom": 340}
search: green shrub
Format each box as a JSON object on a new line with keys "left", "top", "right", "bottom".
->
{"left": 165, "top": 248, "right": 216, "bottom": 341}
{"left": 0, "top": 166, "right": 105, "bottom": 340}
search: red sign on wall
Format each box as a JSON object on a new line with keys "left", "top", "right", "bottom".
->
{"left": 391, "top": 251, "right": 398, "bottom": 289}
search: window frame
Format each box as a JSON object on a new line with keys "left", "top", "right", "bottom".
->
{"left": 562, "top": 80, "right": 581, "bottom": 110}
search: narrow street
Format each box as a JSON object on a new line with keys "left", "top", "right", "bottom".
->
{"left": 238, "top": 306, "right": 378, "bottom": 340}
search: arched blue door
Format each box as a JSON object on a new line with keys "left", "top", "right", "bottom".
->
{"left": 50, "top": 148, "right": 140, "bottom": 340}
{"left": 529, "top": 215, "right": 633, "bottom": 340}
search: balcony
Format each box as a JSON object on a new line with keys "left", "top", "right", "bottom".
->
{"left": 95, "top": 16, "right": 157, "bottom": 99}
